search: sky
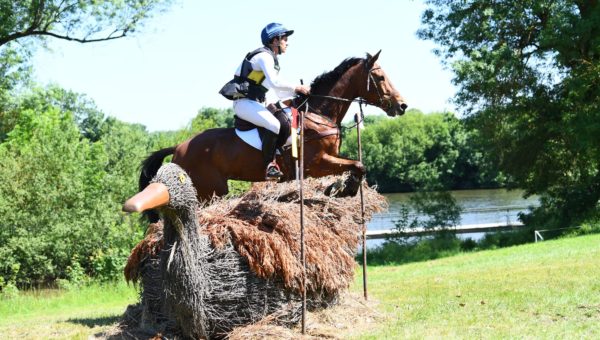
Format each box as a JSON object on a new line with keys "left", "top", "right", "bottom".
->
{"left": 31, "top": 0, "right": 456, "bottom": 132}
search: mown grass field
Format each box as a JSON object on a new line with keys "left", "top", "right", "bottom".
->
{"left": 353, "top": 233, "right": 600, "bottom": 339}
{"left": 0, "top": 282, "right": 138, "bottom": 339}
{"left": 1, "top": 234, "right": 599, "bottom": 339}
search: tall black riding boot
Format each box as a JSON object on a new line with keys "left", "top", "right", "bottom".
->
{"left": 262, "top": 130, "right": 283, "bottom": 180}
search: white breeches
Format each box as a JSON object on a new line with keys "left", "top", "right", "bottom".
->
{"left": 233, "top": 99, "right": 280, "bottom": 134}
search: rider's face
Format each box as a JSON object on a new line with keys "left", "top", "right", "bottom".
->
{"left": 272, "top": 35, "right": 288, "bottom": 54}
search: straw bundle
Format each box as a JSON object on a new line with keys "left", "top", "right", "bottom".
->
{"left": 122, "top": 163, "right": 386, "bottom": 338}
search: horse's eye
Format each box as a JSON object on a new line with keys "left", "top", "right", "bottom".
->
{"left": 376, "top": 75, "right": 385, "bottom": 82}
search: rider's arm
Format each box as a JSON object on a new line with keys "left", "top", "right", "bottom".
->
{"left": 254, "top": 52, "right": 297, "bottom": 94}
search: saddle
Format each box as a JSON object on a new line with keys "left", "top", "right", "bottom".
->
{"left": 234, "top": 103, "right": 292, "bottom": 150}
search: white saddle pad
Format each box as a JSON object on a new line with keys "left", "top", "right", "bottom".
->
{"left": 235, "top": 128, "right": 293, "bottom": 153}
{"left": 235, "top": 128, "right": 262, "bottom": 151}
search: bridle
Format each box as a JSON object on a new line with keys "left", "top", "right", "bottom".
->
{"left": 366, "top": 66, "right": 394, "bottom": 112}
{"left": 301, "top": 60, "right": 393, "bottom": 115}
{"left": 293, "top": 58, "right": 394, "bottom": 131}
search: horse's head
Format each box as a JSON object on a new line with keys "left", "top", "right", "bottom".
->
{"left": 359, "top": 50, "right": 408, "bottom": 117}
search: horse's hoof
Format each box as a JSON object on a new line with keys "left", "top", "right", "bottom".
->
{"left": 325, "top": 175, "right": 362, "bottom": 198}
{"left": 341, "top": 175, "right": 361, "bottom": 197}
{"left": 324, "top": 178, "right": 344, "bottom": 197}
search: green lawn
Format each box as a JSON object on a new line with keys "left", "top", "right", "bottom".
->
{"left": 0, "top": 282, "right": 138, "bottom": 339}
{"left": 1, "top": 234, "right": 599, "bottom": 339}
{"left": 354, "top": 233, "right": 600, "bottom": 339}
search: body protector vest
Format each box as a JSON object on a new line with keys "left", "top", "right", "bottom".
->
{"left": 219, "top": 47, "right": 279, "bottom": 102}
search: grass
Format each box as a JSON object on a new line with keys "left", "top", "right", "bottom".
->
{"left": 2, "top": 234, "right": 599, "bottom": 339}
{"left": 0, "top": 281, "right": 138, "bottom": 339}
{"left": 353, "top": 233, "right": 600, "bottom": 339}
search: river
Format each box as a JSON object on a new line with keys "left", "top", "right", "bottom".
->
{"left": 366, "top": 188, "right": 539, "bottom": 248}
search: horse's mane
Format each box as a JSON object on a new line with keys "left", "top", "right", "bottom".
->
{"left": 310, "top": 57, "right": 364, "bottom": 93}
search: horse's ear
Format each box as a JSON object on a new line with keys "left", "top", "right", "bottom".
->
{"left": 367, "top": 50, "right": 382, "bottom": 67}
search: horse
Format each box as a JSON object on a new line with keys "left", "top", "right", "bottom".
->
{"left": 133, "top": 51, "right": 407, "bottom": 220}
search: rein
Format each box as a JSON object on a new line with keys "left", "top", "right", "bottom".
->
{"left": 291, "top": 60, "right": 390, "bottom": 137}
{"left": 305, "top": 65, "right": 389, "bottom": 107}
{"left": 293, "top": 96, "right": 360, "bottom": 131}
{"left": 297, "top": 94, "right": 367, "bottom": 131}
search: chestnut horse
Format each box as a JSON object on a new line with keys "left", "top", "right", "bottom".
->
{"left": 137, "top": 51, "right": 406, "bottom": 220}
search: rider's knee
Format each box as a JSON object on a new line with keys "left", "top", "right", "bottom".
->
{"left": 268, "top": 118, "right": 281, "bottom": 134}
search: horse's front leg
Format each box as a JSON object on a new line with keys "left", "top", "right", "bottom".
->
{"left": 188, "top": 167, "right": 229, "bottom": 202}
{"left": 309, "top": 153, "right": 366, "bottom": 197}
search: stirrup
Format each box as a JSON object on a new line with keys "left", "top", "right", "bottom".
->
{"left": 265, "top": 162, "right": 283, "bottom": 180}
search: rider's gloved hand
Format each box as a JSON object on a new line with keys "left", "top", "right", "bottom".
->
{"left": 295, "top": 85, "right": 310, "bottom": 95}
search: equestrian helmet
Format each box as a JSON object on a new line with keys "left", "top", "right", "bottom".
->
{"left": 261, "top": 23, "right": 294, "bottom": 46}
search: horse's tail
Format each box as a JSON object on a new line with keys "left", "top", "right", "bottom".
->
{"left": 139, "top": 146, "right": 176, "bottom": 222}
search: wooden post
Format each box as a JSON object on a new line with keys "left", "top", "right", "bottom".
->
{"left": 299, "top": 84, "right": 307, "bottom": 334}
{"left": 355, "top": 112, "right": 368, "bottom": 300}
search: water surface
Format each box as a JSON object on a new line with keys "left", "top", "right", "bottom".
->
{"left": 365, "top": 188, "right": 539, "bottom": 247}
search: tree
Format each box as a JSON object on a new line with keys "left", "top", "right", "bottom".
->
{"left": 0, "top": 86, "right": 154, "bottom": 287}
{"left": 100, "top": 117, "right": 152, "bottom": 204}
{"left": 0, "top": 0, "right": 173, "bottom": 47}
{"left": 0, "top": 108, "right": 113, "bottom": 286}
{"left": 0, "top": 45, "right": 31, "bottom": 141}
{"left": 419, "top": 0, "right": 600, "bottom": 228}
{"left": 190, "top": 107, "right": 235, "bottom": 131}
{"left": 341, "top": 110, "right": 503, "bottom": 192}
{"left": 17, "top": 85, "right": 107, "bottom": 141}
{"left": 0, "top": 0, "right": 172, "bottom": 140}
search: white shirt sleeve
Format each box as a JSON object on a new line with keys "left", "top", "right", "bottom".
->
{"left": 253, "top": 52, "right": 297, "bottom": 98}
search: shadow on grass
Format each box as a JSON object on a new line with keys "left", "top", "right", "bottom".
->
{"left": 66, "top": 314, "right": 121, "bottom": 328}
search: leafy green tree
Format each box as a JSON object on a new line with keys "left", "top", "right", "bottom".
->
{"left": 0, "top": 108, "right": 113, "bottom": 286}
{"left": 100, "top": 117, "right": 153, "bottom": 208}
{"left": 190, "top": 107, "right": 234, "bottom": 131}
{"left": 0, "top": 86, "right": 153, "bottom": 287}
{"left": 0, "top": 0, "right": 173, "bottom": 47}
{"left": 419, "top": 0, "right": 600, "bottom": 228}
{"left": 1, "top": 0, "right": 173, "bottom": 140}
{"left": 341, "top": 110, "right": 502, "bottom": 192}
{"left": 17, "top": 85, "right": 106, "bottom": 141}
{"left": 91, "top": 117, "right": 152, "bottom": 281}
{"left": 0, "top": 45, "right": 31, "bottom": 141}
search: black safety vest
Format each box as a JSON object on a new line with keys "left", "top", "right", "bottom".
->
{"left": 219, "top": 47, "right": 279, "bottom": 102}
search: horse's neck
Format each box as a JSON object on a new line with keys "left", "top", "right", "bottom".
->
{"left": 315, "top": 68, "right": 358, "bottom": 126}
{"left": 311, "top": 83, "right": 357, "bottom": 126}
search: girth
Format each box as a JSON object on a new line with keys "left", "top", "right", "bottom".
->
{"left": 304, "top": 127, "right": 340, "bottom": 143}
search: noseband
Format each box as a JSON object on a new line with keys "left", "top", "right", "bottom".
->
{"left": 365, "top": 66, "right": 393, "bottom": 111}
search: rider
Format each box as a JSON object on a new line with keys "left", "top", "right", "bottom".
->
{"left": 222, "top": 23, "right": 310, "bottom": 180}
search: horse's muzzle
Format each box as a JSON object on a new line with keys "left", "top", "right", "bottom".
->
{"left": 388, "top": 102, "right": 407, "bottom": 117}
